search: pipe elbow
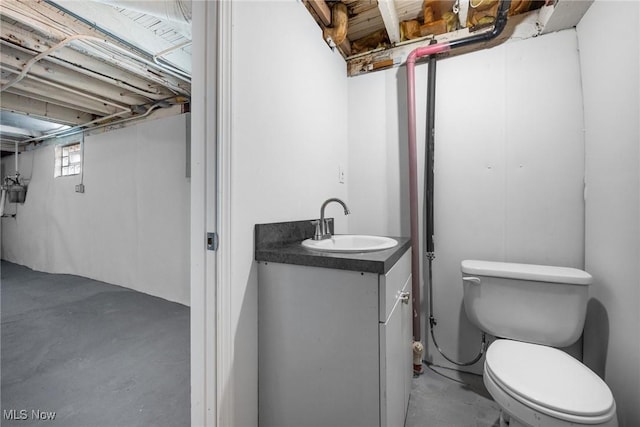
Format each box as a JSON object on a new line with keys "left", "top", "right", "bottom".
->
{"left": 492, "top": 0, "right": 512, "bottom": 35}
{"left": 407, "top": 43, "right": 451, "bottom": 65}
{"left": 407, "top": 50, "right": 419, "bottom": 65}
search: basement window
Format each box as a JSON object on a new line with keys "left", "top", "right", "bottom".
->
{"left": 54, "top": 142, "right": 82, "bottom": 177}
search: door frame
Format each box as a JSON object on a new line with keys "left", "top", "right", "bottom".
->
{"left": 191, "top": 1, "right": 233, "bottom": 426}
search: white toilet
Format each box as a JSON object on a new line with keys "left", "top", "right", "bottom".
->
{"left": 461, "top": 260, "right": 618, "bottom": 427}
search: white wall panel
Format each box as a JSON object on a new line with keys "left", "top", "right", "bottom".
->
{"left": 578, "top": 1, "right": 640, "bottom": 425}
{"left": 347, "top": 30, "right": 585, "bottom": 373}
{"left": 230, "top": 2, "right": 349, "bottom": 425}
{"left": 1, "top": 114, "right": 190, "bottom": 305}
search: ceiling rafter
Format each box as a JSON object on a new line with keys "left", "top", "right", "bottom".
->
{"left": 0, "top": 43, "right": 155, "bottom": 106}
{"left": 1, "top": 92, "right": 94, "bottom": 126}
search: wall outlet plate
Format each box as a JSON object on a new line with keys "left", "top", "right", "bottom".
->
{"left": 338, "top": 165, "right": 346, "bottom": 184}
{"left": 75, "top": 184, "right": 85, "bottom": 193}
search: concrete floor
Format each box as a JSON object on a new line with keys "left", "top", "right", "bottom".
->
{"left": 1, "top": 261, "right": 190, "bottom": 427}
{"left": 2, "top": 260, "right": 498, "bottom": 427}
{"left": 405, "top": 364, "right": 501, "bottom": 427}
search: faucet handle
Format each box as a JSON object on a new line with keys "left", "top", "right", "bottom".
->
{"left": 311, "top": 220, "right": 323, "bottom": 240}
{"left": 323, "top": 218, "right": 333, "bottom": 235}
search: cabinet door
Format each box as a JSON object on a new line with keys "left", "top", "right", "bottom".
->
{"left": 259, "top": 262, "right": 380, "bottom": 427}
{"left": 380, "top": 275, "right": 412, "bottom": 427}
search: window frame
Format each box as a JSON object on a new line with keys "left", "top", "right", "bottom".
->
{"left": 54, "top": 142, "right": 82, "bottom": 178}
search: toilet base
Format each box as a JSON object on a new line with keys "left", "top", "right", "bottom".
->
{"left": 499, "top": 411, "right": 530, "bottom": 427}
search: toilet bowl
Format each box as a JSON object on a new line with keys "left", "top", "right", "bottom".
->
{"left": 460, "top": 260, "right": 618, "bottom": 427}
{"left": 484, "top": 340, "right": 617, "bottom": 427}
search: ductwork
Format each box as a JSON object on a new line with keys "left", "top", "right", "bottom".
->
{"left": 91, "top": 0, "right": 192, "bottom": 38}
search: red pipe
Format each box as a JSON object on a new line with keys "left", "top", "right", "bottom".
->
{"left": 405, "top": 0, "right": 511, "bottom": 344}
{"left": 406, "top": 42, "right": 451, "bottom": 343}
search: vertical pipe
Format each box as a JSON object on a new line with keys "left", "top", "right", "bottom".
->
{"left": 425, "top": 54, "right": 437, "bottom": 254}
{"left": 15, "top": 141, "right": 19, "bottom": 176}
{"left": 405, "top": 0, "right": 511, "bottom": 344}
{"left": 406, "top": 42, "right": 451, "bottom": 342}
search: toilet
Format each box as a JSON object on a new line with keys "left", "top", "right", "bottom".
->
{"left": 461, "top": 260, "right": 618, "bottom": 427}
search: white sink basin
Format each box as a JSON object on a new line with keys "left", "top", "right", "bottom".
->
{"left": 301, "top": 235, "right": 398, "bottom": 253}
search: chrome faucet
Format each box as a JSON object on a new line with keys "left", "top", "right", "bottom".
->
{"left": 312, "top": 198, "right": 350, "bottom": 240}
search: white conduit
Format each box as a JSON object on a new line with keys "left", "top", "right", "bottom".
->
{"left": 3, "top": 0, "right": 191, "bottom": 87}
{"left": 80, "top": 38, "right": 191, "bottom": 88}
{"left": 18, "top": 108, "right": 132, "bottom": 144}
{"left": 0, "top": 64, "right": 131, "bottom": 114}
{"left": 0, "top": 34, "right": 190, "bottom": 95}
{"left": 153, "top": 40, "right": 193, "bottom": 76}
{"left": 0, "top": 39, "right": 169, "bottom": 100}
{"left": 1, "top": 35, "right": 93, "bottom": 92}
{"left": 18, "top": 101, "right": 169, "bottom": 145}
{"left": 15, "top": 140, "right": 19, "bottom": 175}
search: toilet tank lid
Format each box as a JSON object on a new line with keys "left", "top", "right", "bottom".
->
{"left": 461, "top": 260, "right": 592, "bottom": 285}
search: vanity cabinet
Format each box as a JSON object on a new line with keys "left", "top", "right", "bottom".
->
{"left": 258, "top": 249, "right": 412, "bottom": 427}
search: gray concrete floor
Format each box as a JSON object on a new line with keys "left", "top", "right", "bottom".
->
{"left": 1, "top": 261, "right": 190, "bottom": 427}
{"left": 405, "top": 363, "right": 501, "bottom": 427}
{"left": 2, "top": 260, "right": 499, "bottom": 427}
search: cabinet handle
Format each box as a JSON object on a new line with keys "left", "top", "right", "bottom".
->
{"left": 399, "top": 291, "right": 411, "bottom": 304}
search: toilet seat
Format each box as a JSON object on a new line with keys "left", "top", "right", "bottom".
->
{"left": 484, "top": 340, "right": 617, "bottom": 426}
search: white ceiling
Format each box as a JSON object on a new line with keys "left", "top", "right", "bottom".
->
{"left": 0, "top": 0, "right": 192, "bottom": 154}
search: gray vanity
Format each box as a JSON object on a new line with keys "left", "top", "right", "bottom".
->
{"left": 255, "top": 219, "right": 412, "bottom": 427}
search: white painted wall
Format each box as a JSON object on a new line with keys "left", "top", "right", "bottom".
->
{"left": 228, "top": 2, "right": 348, "bottom": 425}
{"left": 1, "top": 114, "right": 190, "bottom": 305}
{"left": 348, "top": 30, "right": 586, "bottom": 373}
{"left": 578, "top": 1, "right": 640, "bottom": 425}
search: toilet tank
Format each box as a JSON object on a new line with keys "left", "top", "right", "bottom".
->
{"left": 461, "top": 260, "right": 592, "bottom": 347}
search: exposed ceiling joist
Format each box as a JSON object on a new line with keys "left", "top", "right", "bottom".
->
{"left": 378, "top": 0, "right": 401, "bottom": 44}
{"left": 0, "top": 21, "right": 177, "bottom": 99}
{"left": 308, "top": 1, "right": 569, "bottom": 91}
{"left": 308, "top": 0, "right": 331, "bottom": 26}
{"left": 0, "top": 92, "right": 94, "bottom": 126}
{"left": 303, "top": 1, "right": 595, "bottom": 76}
{"left": 348, "top": 5, "right": 386, "bottom": 41}
{"left": 1, "top": 0, "right": 190, "bottom": 91}
{"left": 0, "top": 45, "right": 153, "bottom": 107}
{"left": 5, "top": 81, "right": 125, "bottom": 117}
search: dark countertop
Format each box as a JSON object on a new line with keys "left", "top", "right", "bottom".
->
{"left": 255, "top": 219, "right": 411, "bottom": 275}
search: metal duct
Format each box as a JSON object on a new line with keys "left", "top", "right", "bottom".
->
{"left": 91, "top": 0, "right": 192, "bottom": 38}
